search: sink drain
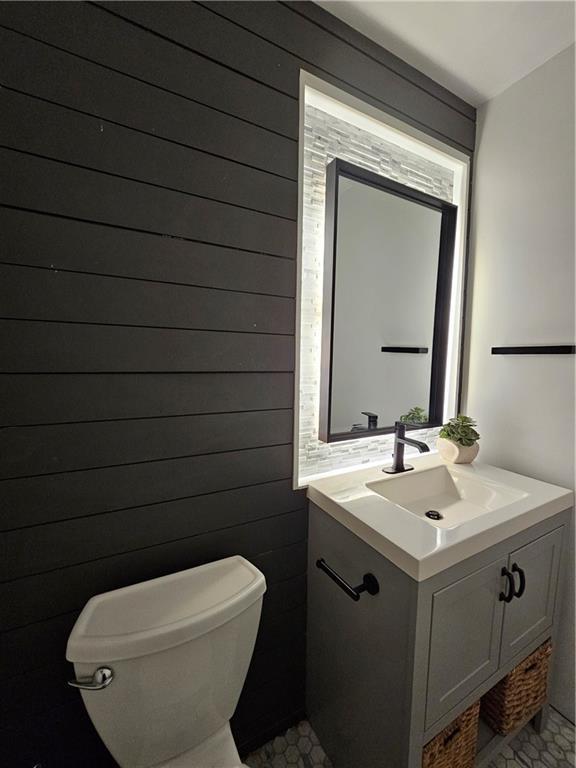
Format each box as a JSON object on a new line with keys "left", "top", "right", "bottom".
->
{"left": 425, "top": 510, "right": 443, "bottom": 520}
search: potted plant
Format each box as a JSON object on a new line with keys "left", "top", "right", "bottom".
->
{"left": 437, "top": 415, "right": 480, "bottom": 464}
{"left": 399, "top": 406, "right": 428, "bottom": 424}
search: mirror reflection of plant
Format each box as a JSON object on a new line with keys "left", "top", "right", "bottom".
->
{"left": 399, "top": 406, "right": 428, "bottom": 424}
{"left": 439, "top": 415, "right": 480, "bottom": 447}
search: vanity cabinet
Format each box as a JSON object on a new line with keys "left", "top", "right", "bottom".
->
{"left": 500, "top": 528, "right": 563, "bottom": 664}
{"left": 426, "top": 526, "right": 563, "bottom": 727}
{"left": 306, "top": 502, "right": 570, "bottom": 768}
{"left": 426, "top": 557, "right": 506, "bottom": 726}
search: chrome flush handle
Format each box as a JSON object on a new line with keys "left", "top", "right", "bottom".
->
{"left": 68, "top": 666, "right": 114, "bottom": 690}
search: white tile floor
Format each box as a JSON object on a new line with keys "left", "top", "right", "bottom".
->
{"left": 494, "top": 707, "right": 575, "bottom": 768}
{"left": 245, "top": 721, "right": 332, "bottom": 768}
{"left": 245, "top": 708, "right": 574, "bottom": 768}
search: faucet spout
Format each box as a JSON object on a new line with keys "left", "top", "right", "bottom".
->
{"left": 401, "top": 436, "right": 430, "bottom": 453}
{"left": 383, "top": 421, "right": 429, "bottom": 474}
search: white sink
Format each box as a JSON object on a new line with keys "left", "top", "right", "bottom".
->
{"left": 306, "top": 455, "right": 573, "bottom": 580}
{"left": 366, "top": 464, "right": 528, "bottom": 529}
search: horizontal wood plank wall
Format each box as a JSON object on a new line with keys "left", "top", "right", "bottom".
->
{"left": 0, "top": 2, "right": 475, "bottom": 765}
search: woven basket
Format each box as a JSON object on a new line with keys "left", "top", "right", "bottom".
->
{"left": 481, "top": 639, "right": 552, "bottom": 735}
{"left": 422, "top": 700, "right": 480, "bottom": 768}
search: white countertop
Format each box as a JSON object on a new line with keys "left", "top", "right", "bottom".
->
{"left": 307, "top": 454, "right": 573, "bottom": 581}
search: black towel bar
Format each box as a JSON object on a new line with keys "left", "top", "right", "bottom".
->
{"left": 316, "top": 558, "right": 379, "bottom": 601}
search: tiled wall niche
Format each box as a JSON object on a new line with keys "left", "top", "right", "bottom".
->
{"left": 296, "top": 89, "right": 464, "bottom": 486}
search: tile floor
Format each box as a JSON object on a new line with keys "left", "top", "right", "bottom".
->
{"left": 245, "top": 708, "right": 574, "bottom": 768}
{"left": 245, "top": 721, "right": 332, "bottom": 768}
{"left": 494, "top": 707, "right": 575, "bottom": 768}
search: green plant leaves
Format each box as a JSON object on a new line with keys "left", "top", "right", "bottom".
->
{"left": 399, "top": 406, "right": 428, "bottom": 424}
{"left": 439, "top": 414, "right": 480, "bottom": 447}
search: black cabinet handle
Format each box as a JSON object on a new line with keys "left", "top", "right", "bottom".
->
{"left": 499, "top": 567, "right": 515, "bottom": 602}
{"left": 316, "top": 559, "right": 379, "bottom": 602}
{"left": 511, "top": 562, "right": 526, "bottom": 598}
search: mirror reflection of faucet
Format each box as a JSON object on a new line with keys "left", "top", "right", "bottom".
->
{"left": 351, "top": 411, "right": 379, "bottom": 432}
{"left": 362, "top": 411, "right": 379, "bottom": 430}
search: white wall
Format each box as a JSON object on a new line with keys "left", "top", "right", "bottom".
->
{"left": 464, "top": 45, "right": 575, "bottom": 721}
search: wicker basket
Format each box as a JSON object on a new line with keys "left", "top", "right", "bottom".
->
{"left": 422, "top": 700, "right": 480, "bottom": 768}
{"left": 481, "top": 639, "right": 552, "bottom": 735}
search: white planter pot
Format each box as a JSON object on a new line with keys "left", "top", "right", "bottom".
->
{"left": 437, "top": 437, "right": 479, "bottom": 464}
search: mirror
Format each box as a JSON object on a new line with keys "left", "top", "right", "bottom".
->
{"left": 319, "top": 159, "right": 458, "bottom": 442}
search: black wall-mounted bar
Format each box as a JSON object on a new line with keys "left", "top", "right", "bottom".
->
{"left": 491, "top": 345, "right": 576, "bottom": 355}
{"left": 316, "top": 558, "right": 380, "bottom": 601}
{"left": 381, "top": 346, "right": 429, "bottom": 354}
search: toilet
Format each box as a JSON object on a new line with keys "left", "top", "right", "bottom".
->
{"left": 66, "top": 556, "right": 266, "bottom": 767}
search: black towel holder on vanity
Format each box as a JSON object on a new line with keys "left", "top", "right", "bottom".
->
{"left": 491, "top": 345, "right": 576, "bottom": 355}
{"left": 316, "top": 558, "right": 380, "bottom": 601}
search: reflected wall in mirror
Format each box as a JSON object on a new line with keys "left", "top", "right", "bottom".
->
{"left": 319, "top": 159, "right": 458, "bottom": 442}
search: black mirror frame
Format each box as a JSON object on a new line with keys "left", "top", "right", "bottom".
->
{"left": 319, "top": 158, "right": 459, "bottom": 443}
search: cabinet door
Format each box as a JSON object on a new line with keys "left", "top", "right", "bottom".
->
{"left": 500, "top": 527, "right": 563, "bottom": 664}
{"left": 426, "top": 558, "right": 507, "bottom": 727}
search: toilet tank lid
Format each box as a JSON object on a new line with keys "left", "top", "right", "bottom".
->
{"left": 66, "top": 556, "right": 266, "bottom": 663}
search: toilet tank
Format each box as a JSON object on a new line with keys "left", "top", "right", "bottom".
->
{"left": 66, "top": 556, "right": 266, "bottom": 768}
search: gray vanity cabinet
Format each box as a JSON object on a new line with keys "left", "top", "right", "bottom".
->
{"left": 307, "top": 502, "right": 571, "bottom": 768}
{"left": 500, "top": 527, "right": 563, "bottom": 664}
{"left": 425, "top": 558, "right": 507, "bottom": 726}
{"left": 425, "top": 526, "right": 563, "bottom": 727}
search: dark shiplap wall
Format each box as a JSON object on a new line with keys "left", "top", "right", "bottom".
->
{"left": 0, "top": 3, "right": 475, "bottom": 766}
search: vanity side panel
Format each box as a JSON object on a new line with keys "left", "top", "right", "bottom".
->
{"left": 307, "top": 502, "right": 418, "bottom": 768}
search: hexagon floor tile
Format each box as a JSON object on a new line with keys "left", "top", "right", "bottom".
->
{"left": 245, "top": 720, "right": 332, "bottom": 768}
{"left": 506, "top": 707, "right": 575, "bottom": 768}
{"left": 244, "top": 709, "right": 574, "bottom": 768}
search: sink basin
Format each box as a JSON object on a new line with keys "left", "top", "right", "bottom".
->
{"left": 367, "top": 465, "right": 528, "bottom": 529}
{"left": 307, "top": 455, "right": 573, "bottom": 580}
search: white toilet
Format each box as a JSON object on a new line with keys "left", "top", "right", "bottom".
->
{"left": 66, "top": 556, "right": 266, "bottom": 768}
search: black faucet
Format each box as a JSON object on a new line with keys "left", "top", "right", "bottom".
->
{"left": 384, "top": 421, "right": 430, "bottom": 474}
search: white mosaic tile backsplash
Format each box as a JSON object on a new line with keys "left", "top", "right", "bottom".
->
{"left": 297, "top": 104, "right": 456, "bottom": 484}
